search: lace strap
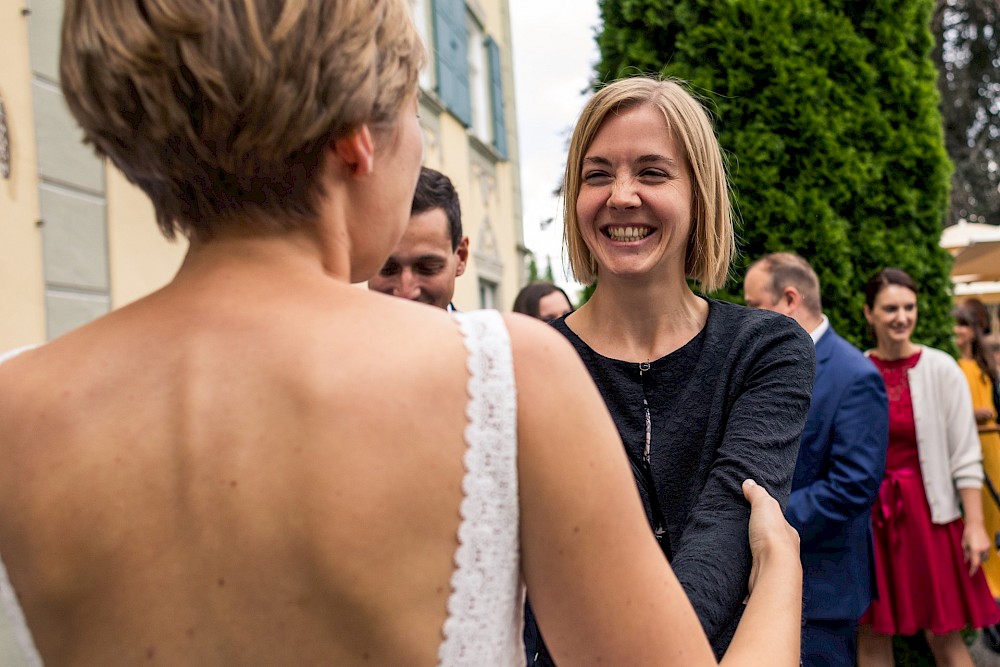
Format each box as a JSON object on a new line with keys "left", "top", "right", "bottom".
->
{"left": 437, "top": 310, "right": 523, "bottom": 666}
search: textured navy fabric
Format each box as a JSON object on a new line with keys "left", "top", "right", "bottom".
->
{"left": 801, "top": 618, "right": 858, "bottom": 667}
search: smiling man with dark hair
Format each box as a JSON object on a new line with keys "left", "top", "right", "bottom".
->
{"left": 369, "top": 167, "right": 469, "bottom": 310}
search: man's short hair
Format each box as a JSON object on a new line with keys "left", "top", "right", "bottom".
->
{"left": 412, "top": 167, "right": 462, "bottom": 250}
{"left": 750, "top": 252, "right": 822, "bottom": 315}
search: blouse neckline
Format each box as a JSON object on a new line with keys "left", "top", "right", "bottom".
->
{"left": 553, "top": 298, "right": 713, "bottom": 369}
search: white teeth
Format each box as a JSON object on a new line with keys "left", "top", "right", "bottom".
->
{"left": 606, "top": 226, "right": 652, "bottom": 241}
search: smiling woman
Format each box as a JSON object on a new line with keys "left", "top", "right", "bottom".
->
{"left": 524, "top": 76, "right": 816, "bottom": 664}
{"left": 562, "top": 78, "right": 732, "bottom": 292}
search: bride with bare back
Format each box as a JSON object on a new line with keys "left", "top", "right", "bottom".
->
{"left": 0, "top": 0, "right": 800, "bottom": 664}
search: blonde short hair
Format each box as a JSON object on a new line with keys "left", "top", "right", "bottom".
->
{"left": 60, "top": 0, "right": 424, "bottom": 241}
{"left": 563, "top": 76, "right": 735, "bottom": 292}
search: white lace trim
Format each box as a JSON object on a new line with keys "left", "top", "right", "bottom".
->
{"left": 0, "top": 346, "right": 36, "bottom": 365}
{"left": 437, "top": 311, "right": 523, "bottom": 666}
{"left": 0, "top": 557, "right": 43, "bottom": 667}
{"left": 0, "top": 347, "right": 45, "bottom": 666}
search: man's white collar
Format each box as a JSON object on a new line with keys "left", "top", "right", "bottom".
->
{"left": 809, "top": 314, "right": 830, "bottom": 345}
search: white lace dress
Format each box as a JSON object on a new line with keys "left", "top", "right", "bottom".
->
{"left": 0, "top": 311, "right": 525, "bottom": 666}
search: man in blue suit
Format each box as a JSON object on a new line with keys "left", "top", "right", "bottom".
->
{"left": 745, "top": 253, "right": 889, "bottom": 667}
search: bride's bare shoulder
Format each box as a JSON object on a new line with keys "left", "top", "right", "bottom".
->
{"left": 502, "top": 313, "right": 592, "bottom": 386}
{"left": 0, "top": 340, "right": 71, "bottom": 412}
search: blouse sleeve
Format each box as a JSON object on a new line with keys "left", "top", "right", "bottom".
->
{"left": 668, "top": 313, "right": 815, "bottom": 654}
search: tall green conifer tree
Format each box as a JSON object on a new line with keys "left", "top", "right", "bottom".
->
{"left": 596, "top": 0, "right": 954, "bottom": 347}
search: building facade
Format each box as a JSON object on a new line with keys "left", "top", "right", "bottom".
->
{"left": 0, "top": 0, "right": 525, "bottom": 353}
{"left": 411, "top": 0, "right": 526, "bottom": 310}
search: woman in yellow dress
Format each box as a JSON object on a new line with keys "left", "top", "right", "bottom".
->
{"left": 955, "top": 299, "right": 1000, "bottom": 598}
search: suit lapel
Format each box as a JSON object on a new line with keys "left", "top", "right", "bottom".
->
{"left": 813, "top": 328, "right": 835, "bottom": 382}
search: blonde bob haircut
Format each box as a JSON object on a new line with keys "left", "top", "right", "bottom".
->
{"left": 563, "top": 76, "right": 735, "bottom": 292}
{"left": 60, "top": 0, "right": 424, "bottom": 241}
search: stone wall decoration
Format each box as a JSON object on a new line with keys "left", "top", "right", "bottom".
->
{"left": 0, "top": 95, "right": 10, "bottom": 180}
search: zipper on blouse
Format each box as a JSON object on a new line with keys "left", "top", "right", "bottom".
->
{"left": 638, "top": 361, "right": 667, "bottom": 546}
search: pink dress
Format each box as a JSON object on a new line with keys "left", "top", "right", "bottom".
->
{"left": 861, "top": 351, "right": 1000, "bottom": 634}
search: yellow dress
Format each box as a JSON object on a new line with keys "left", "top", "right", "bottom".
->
{"left": 960, "top": 358, "right": 1000, "bottom": 598}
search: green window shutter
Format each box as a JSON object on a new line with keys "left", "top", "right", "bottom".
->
{"left": 433, "top": 0, "right": 471, "bottom": 127}
{"left": 486, "top": 36, "right": 508, "bottom": 159}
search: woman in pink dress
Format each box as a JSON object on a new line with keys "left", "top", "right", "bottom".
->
{"left": 858, "top": 268, "right": 1000, "bottom": 666}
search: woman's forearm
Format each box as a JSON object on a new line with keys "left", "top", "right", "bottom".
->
{"left": 959, "top": 485, "right": 992, "bottom": 575}
{"left": 720, "top": 480, "right": 803, "bottom": 667}
{"left": 720, "top": 552, "right": 802, "bottom": 667}
{"left": 960, "top": 486, "right": 986, "bottom": 529}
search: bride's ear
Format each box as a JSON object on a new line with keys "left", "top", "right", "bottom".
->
{"left": 333, "top": 126, "right": 375, "bottom": 176}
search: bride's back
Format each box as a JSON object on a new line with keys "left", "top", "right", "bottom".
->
{"left": 0, "top": 273, "right": 477, "bottom": 665}
{"left": 0, "top": 1, "right": 456, "bottom": 659}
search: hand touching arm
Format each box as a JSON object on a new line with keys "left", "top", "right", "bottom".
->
{"left": 722, "top": 481, "right": 802, "bottom": 667}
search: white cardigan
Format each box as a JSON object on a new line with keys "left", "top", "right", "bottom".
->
{"left": 868, "top": 345, "right": 983, "bottom": 524}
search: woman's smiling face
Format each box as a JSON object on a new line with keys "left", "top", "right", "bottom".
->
{"left": 575, "top": 104, "right": 693, "bottom": 283}
{"left": 865, "top": 283, "right": 918, "bottom": 348}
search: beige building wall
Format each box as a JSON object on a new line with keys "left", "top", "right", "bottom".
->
{"left": 0, "top": 3, "right": 46, "bottom": 352}
{"left": 106, "top": 169, "right": 187, "bottom": 309}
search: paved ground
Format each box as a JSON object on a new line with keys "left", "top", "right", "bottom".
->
{"left": 973, "top": 631, "right": 1000, "bottom": 667}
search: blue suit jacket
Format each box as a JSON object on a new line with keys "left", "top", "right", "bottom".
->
{"left": 786, "top": 326, "right": 889, "bottom": 622}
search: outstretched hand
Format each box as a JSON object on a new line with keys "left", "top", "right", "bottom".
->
{"left": 743, "top": 479, "right": 800, "bottom": 594}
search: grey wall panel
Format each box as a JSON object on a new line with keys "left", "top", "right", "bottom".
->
{"left": 40, "top": 184, "right": 108, "bottom": 290}
{"left": 28, "top": 0, "right": 62, "bottom": 83}
{"left": 45, "top": 290, "right": 110, "bottom": 339}
{"left": 32, "top": 82, "right": 103, "bottom": 193}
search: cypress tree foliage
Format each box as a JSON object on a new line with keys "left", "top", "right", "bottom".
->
{"left": 595, "top": 0, "right": 955, "bottom": 348}
{"left": 577, "top": 281, "right": 597, "bottom": 307}
{"left": 527, "top": 253, "right": 541, "bottom": 282}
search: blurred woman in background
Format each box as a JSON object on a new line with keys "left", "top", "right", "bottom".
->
{"left": 954, "top": 299, "right": 1000, "bottom": 599}
{"left": 512, "top": 282, "right": 575, "bottom": 322}
{"left": 858, "top": 269, "right": 1000, "bottom": 667}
